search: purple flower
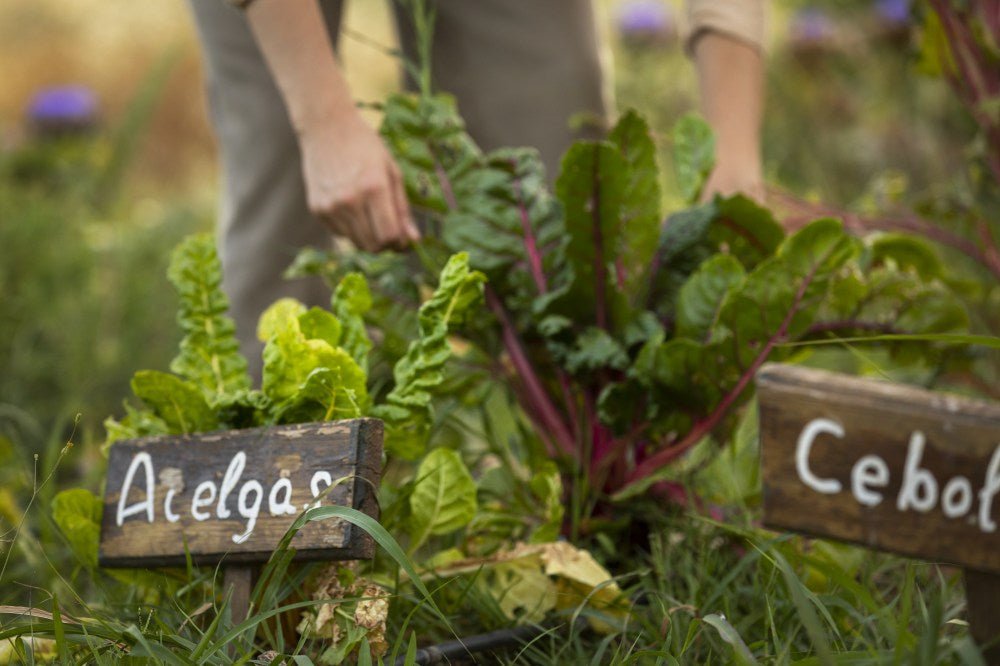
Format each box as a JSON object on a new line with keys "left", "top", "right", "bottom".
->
{"left": 789, "top": 8, "right": 836, "bottom": 45}
{"left": 875, "top": 0, "right": 911, "bottom": 25}
{"left": 27, "top": 86, "right": 98, "bottom": 125}
{"left": 617, "top": 0, "right": 674, "bottom": 39}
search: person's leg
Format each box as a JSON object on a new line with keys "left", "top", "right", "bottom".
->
{"left": 394, "top": 0, "right": 610, "bottom": 176}
{"left": 186, "top": 0, "right": 345, "bottom": 380}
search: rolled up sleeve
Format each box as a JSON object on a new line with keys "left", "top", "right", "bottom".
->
{"left": 684, "top": 0, "right": 766, "bottom": 54}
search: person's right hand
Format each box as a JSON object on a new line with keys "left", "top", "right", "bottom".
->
{"left": 298, "top": 111, "right": 419, "bottom": 252}
{"left": 245, "top": 0, "right": 418, "bottom": 253}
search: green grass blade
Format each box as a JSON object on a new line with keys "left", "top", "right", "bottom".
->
{"left": 51, "top": 595, "right": 68, "bottom": 664}
{"left": 404, "top": 631, "right": 418, "bottom": 666}
{"left": 780, "top": 333, "right": 1000, "bottom": 349}
{"left": 770, "top": 550, "right": 835, "bottom": 665}
{"left": 703, "top": 613, "right": 759, "bottom": 665}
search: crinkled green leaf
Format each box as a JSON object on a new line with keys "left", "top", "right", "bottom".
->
{"left": 628, "top": 334, "right": 728, "bottom": 421}
{"left": 384, "top": 94, "right": 567, "bottom": 328}
{"left": 408, "top": 447, "right": 477, "bottom": 551}
{"left": 260, "top": 300, "right": 366, "bottom": 412}
{"left": 214, "top": 389, "right": 271, "bottom": 430}
{"left": 676, "top": 254, "right": 745, "bottom": 342}
{"left": 869, "top": 233, "right": 945, "bottom": 280}
{"left": 709, "top": 195, "right": 785, "bottom": 269}
{"left": 564, "top": 327, "right": 629, "bottom": 375}
{"left": 779, "top": 218, "right": 860, "bottom": 283}
{"left": 371, "top": 253, "right": 485, "bottom": 459}
{"left": 673, "top": 113, "right": 715, "bottom": 203}
{"left": 274, "top": 353, "right": 367, "bottom": 424}
{"left": 718, "top": 219, "right": 858, "bottom": 368}
{"left": 257, "top": 298, "right": 307, "bottom": 343}
{"left": 130, "top": 370, "right": 219, "bottom": 434}
{"left": 649, "top": 203, "right": 717, "bottom": 320}
{"left": 638, "top": 338, "right": 708, "bottom": 395}
{"left": 298, "top": 307, "right": 342, "bottom": 349}
{"left": 380, "top": 93, "right": 479, "bottom": 214}
{"left": 167, "top": 233, "right": 251, "bottom": 402}
{"left": 102, "top": 402, "right": 169, "bottom": 453}
{"left": 51, "top": 488, "right": 102, "bottom": 568}
{"left": 332, "top": 272, "right": 373, "bottom": 374}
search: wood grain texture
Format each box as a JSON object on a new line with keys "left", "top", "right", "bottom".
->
{"left": 757, "top": 364, "right": 1000, "bottom": 574}
{"left": 99, "top": 419, "right": 382, "bottom": 567}
{"left": 965, "top": 569, "right": 1000, "bottom": 664}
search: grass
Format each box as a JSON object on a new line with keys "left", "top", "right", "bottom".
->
{"left": 0, "top": 484, "right": 980, "bottom": 663}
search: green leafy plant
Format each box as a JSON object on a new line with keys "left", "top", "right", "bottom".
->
{"left": 371, "top": 91, "right": 968, "bottom": 508}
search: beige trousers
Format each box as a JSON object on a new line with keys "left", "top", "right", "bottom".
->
{"left": 187, "top": 0, "right": 608, "bottom": 378}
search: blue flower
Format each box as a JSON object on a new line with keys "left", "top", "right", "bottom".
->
{"left": 875, "top": 0, "right": 911, "bottom": 25}
{"left": 27, "top": 86, "right": 98, "bottom": 124}
{"left": 789, "top": 8, "right": 836, "bottom": 45}
{"left": 617, "top": 0, "right": 674, "bottom": 40}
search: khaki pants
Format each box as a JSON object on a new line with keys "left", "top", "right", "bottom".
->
{"left": 187, "top": 0, "right": 608, "bottom": 379}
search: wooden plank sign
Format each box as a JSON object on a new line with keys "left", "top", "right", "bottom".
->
{"left": 757, "top": 364, "right": 1000, "bottom": 574}
{"left": 99, "top": 419, "right": 382, "bottom": 568}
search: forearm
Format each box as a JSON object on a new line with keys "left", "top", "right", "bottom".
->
{"left": 693, "top": 31, "right": 764, "bottom": 197}
{"left": 241, "top": 0, "right": 417, "bottom": 251}
{"left": 245, "top": 0, "right": 355, "bottom": 133}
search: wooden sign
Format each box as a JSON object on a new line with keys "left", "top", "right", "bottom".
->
{"left": 757, "top": 364, "right": 1000, "bottom": 574}
{"left": 99, "top": 419, "right": 382, "bottom": 568}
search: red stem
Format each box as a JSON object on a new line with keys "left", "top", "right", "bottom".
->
{"left": 511, "top": 171, "right": 548, "bottom": 294}
{"left": 486, "top": 288, "right": 577, "bottom": 459}
{"left": 928, "top": 0, "right": 1000, "bottom": 186}
{"left": 510, "top": 167, "right": 581, "bottom": 443}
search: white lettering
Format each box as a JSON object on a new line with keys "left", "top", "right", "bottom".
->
{"left": 234, "top": 480, "right": 263, "bottom": 544}
{"left": 942, "top": 476, "right": 973, "bottom": 518}
{"left": 978, "top": 444, "right": 1000, "bottom": 532}
{"left": 164, "top": 489, "right": 181, "bottom": 523}
{"left": 851, "top": 455, "right": 889, "bottom": 507}
{"left": 191, "top": 481, "right": 217, "bottom": 521}
{"left": 268, "top": 478, "right": 297, "bottom": 516}
{"left": 896, "top": 431, "right": 938, "bottom": 513}
{"left": 309, "top": 471, "right": 333, "bottom": 509}
{"left": 116, "top": 453, "right": 155, "bottom": 526}
{"left": 217, "top": 451, "right": 246, "bottom": 519}
{"left": 795, "top": 418, "right": 843, "bottom": 494}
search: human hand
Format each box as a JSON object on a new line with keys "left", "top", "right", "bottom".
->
{"left": 298, "top": 112, "right": 419, "bottom": 252}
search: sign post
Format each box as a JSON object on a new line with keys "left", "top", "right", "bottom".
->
{"left": 99, "top": 418, "right": 383, "bottom": 624}
{"left": 757, "top": 364, "right": 1000, "bottom": 661}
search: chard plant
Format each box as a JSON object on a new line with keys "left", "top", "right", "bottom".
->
{"left": 365, "top": 92, "right": 967, "bottom": 506}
